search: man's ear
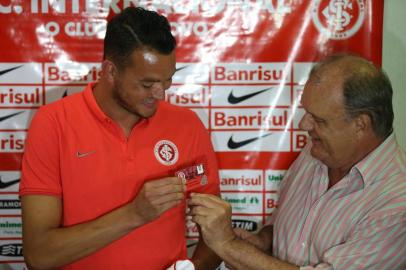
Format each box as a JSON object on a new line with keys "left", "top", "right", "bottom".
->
{"left": 102, "top": 60, "right": 116, "bottom": 83}
{"left": 354, "top": 113, "right": 372, "bottom": 135}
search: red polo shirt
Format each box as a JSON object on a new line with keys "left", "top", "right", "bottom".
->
{"left": 20, "top": 83, "right": 220, "bottom": 269}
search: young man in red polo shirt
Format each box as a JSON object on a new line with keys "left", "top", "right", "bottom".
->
{"left": 20, "top": 7, "right": 221, "bottom": 270}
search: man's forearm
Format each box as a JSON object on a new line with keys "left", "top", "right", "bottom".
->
{"left": 215, "top": 237, "right": 299, "bottom": 270}
{"left": 24, "top": 203, "right": 143, "bottom": 269}
{"left": 191, "top": 233, "right": 222, "bottom": 270}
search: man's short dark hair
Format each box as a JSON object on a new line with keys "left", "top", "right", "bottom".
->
{"left": 310, "top": 54, "right": 394, "bottom": 139}
{"left": 104, "top": 7, "right": 176, "bottom": 69}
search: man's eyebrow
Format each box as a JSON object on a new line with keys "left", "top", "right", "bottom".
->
{"left": 304, "top": 108, "right": 324, "bottom": 121}
{"left": 139, "top": 76, "right": 174, "bottom": 83}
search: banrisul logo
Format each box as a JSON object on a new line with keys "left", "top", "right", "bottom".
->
{"left": 312, "top": 0, "right": 365, "bottom": 40}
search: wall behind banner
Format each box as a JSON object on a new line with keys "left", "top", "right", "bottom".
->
{"left": 383, "top": 0, "right": 406, "bottom": 150}
{"left": 0, "top": 0, "right": 391, "bottom": 269}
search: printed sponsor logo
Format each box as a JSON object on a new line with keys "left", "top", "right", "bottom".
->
{"left": 76, "top": 150, "right": 96, "bottom": 158}
{"left": 220, "top": 170, "right": 263, "bottom": 191}
{"left": 212, "top": 131, "right": 290, "bottom": 152}
{"left": 0, "top": 200, "right": 21, "bottom": 210}
{"left": 0, "top": 171, "right": 21, "bottom": 192}
{"left": 0, "top": 132, "right": 26, "bottom": 153}
{"left": 0, "top": 218, "right": 22, "bottom": 237}
{"left": 45, "top": 63, "right": 101, "bottom": 84}
{"left": 0, "top": 111, "right": 24, "bottom": 123}
{"left": 221, "top": 176, "right": 262, "bottom": 187}
{"left": 0, "top": 110, "right": 35, "bottom": 130}
{"left": 212, "top": 63, "right": 289, "bottom": 83}
{"left": 265, "top": 193, "right": 279, "bottom": 214}
{"left": 172, "top": 63, "right": 209, "bottom": 84}
{"left": 293, "top": 131, "right": 308, "bottom": 151}
{"left": 62, "top": 89, "right": 68, "bottom": 98}
{"left": 268, "top": 174, "right": 283, "bottom": 182}
{"left": 222, "top": 193, "right": 262, "bottom": 214}
{"left": 265, "top": 170, "right": 286, "bottom": 190}
{"left": 0, "top": 87, "right": 42, "bottom": 107}
{"left": 312, "top": 0, "right": 365, "bottom": 40}
{"left": 227, "top": 87, "right": 271, "bottom": 104}
{"left": 154, "top": 140, "right": 179, "bottom": 166}
{"left": 212, "top": 109, "right": 289, "bottom": 129}
{"left": 227, "top": 133, "right": 272, "bottom": 149}
{"left": 0, "top": 176, "right": 20, "bottom": 189}
{"left": 0, "top": 195, "right": 22, "bottom": 214}
{"left": 232, "top": 219, "right": 258, "bottom": 232}
{"left": 0, "top": 65, "right": 23, "bottom": 77}
{"left": 175, "top": 65, "right": 188, "bottom": 73}
{"left": 0, "top": 63, "right": 42, "bottom": 84}
{"left": 45, "top": 86, "right": 84, "bottom": 104}
{"left": 0, "top": 243, "right": 23, "bottom": 257}
{"left": 166, "top": 85, "right": 208, "bottom": 106}
{"left": 211, "top": 85, "right": 291, "bottom": 107}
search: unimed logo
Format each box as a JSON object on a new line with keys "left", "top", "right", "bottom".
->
{"left": 0, "top": 243, "right": 23, "bottom": 257}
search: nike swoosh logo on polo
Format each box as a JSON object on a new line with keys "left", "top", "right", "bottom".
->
{"left": 227, "top": 87, "right": 272, "bottom": 104}
{"left": 0, "top": 65, "right": 23, "bottom": 76}
{"left": 0, "top": 176, "right": 20, "bottom": 189}
{"left": 76, "top": 151, "right": 96, "bottom": 158}
{"left": 0, "top": 111, "right": 24, "bottom": 123}
{"left": 227, "top": 133, "right": 272, "bottom": 149}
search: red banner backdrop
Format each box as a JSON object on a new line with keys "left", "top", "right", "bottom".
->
{"left": 0, "top": 0, "right": 383, "bottom": 268}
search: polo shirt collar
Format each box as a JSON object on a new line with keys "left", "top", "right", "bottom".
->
{"left": 82, "top": 82, "right": 155, "bottom": 126}
{"left": 309, "top": 133, "right": 397, "bottom": 188}
{"left": 83, "top": 82, "right": 111, "bottom": 123}
{"left": 352, "top": 133, "right": 397, "bottom": 187}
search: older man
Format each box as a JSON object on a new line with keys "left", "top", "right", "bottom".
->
{"left": 189, "top": 54, "right": 406, "bottom": 270}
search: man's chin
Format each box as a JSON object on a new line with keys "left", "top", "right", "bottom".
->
{"left": 310, "top": 146, "right": 325, "bottom": 160}
{"left": 140, "top": 108, "right": 158, "bottom": 119}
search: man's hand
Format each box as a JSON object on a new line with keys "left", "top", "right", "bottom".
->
{"left": 132, "top": 177, "right": 185, "bottom": 224}
{"left": 188, "top": 193, "right": 236, "bottom": 252}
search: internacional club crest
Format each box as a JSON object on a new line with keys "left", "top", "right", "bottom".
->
{"left": 312, "top": 0, "right": 365, "bottom": 40}
{"left": 154, "top": 140, "right": 179, "bottom": 166}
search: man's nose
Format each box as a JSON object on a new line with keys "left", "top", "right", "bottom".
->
{"left": 299, "top": 113, "right": 314, "bottom": 131}
{"left": 151, "top": 84, "right": 166, "bottom": 100}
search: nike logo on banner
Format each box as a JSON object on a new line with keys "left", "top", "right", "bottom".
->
{"left": 76, "top": 151, "right": 96, "bottom": 158}
{"left": 0, "top": 176, "right": 20, "bottom": 189}
{"left": 227, "top": 133, "right": 272, "bottom": 149}
{"left": 0, "top": 65, "right": 23, "bottom": 76}
{"left": 175, "top": 66, "right": 188, "bottom": 73}
{"left": 0, "top": 111, "right": 24, "bottom": 123}
{"left": 62, "top": 89, "right": 68, "bottom": 98}
{"left": 228, "top": 87, "right": 272, "bottom": 104}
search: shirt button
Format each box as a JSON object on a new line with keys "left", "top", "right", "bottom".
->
{"left": 302, "top": 242, "right": 306, "bottom": 248}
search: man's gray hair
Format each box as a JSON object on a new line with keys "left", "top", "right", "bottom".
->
{"left": 309, "top": 54, "right": 394, "bottom": 139}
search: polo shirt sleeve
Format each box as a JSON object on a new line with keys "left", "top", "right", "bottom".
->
{"left": 20, "top": 108, "right": 62, "bottom": 196}
{"left": 301, "top": 208, "right": 406, "bottom": 270}
{"left": 189, "top": 113, "right": 220, "bottom": 196}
